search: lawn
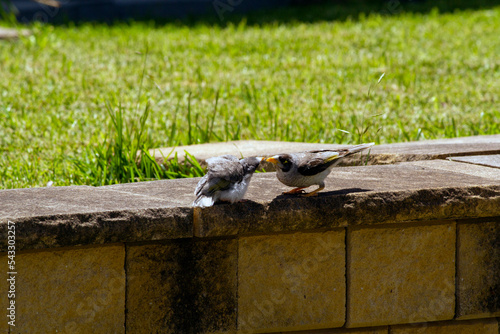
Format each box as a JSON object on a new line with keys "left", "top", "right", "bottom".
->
{"left": 1, "top": 1, "right": 499, "bottom": 189}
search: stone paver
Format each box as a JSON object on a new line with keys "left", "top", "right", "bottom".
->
{"left": 412, "top": 159, "right": 500, "bottom": 180}
{"left": 102, "top": 178, "right": 197, "bottom": 206}
{"left": 151, "top": 135, "right": 500, "bottom": 166}
{"left": 0, "top": 185, "right": 185, "bottom": 219}
{"left": 450, "top": 154, "right": 500, "bottom": 169}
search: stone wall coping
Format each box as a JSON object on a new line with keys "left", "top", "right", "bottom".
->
{"left": 150, "top": 134, "right": 500, "bottom": 167}
{"left": 450, "top": 154, "right": 500, "bottom": 169}
{"left": 1, "top": 159, "right": 499, "bottom": 251}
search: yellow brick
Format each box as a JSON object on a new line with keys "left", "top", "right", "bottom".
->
{"left": 457, "top": 221, "right": 500, "bottom": 319}
{"left": 238, "top": 230, "right": 345, "bottom": 333}
{"left": 12, "top": 245, "right": 125, "bottom": 334}
{"left": 127, "top": 242, "right": 183, "bottom": 334}
{"left": 347, "top": 224, "right": 455, "bottom": 327}
{"left": 127, "top": 239, "right": 237, "bottom": 334}
{"left": 391, "top": 318, "right": 499, "bottom": 333}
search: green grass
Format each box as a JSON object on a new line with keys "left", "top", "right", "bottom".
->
{"left": 1, "top": 1, "right": 499, "bottom": 189}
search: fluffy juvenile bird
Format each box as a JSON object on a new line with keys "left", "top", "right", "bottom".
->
{"left": 266, "top": 143, "right": 374, "bottom": 197}
{"left": 192, "top": 155, "right": 263, "bottom": 208}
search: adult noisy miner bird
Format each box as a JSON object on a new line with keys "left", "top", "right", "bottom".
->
{"left": 192, "top": 155, "right": 263, "bottom": 208}
{"left": 266, "top": 143, "right": 374, "bottom": 197}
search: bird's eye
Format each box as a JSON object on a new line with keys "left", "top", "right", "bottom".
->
{"left": 279, "top": 157, "right": 290, "bottom": 165}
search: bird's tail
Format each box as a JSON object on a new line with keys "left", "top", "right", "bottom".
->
{"left": 345, "top": 142, "right": 375, "bottom": 156}
{"left": 192, "top": 195, "right": 215, "bottom": 208}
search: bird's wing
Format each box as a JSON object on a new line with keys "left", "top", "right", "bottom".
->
{"left": 194, "top": 174, "right": 231, "bottom": 198}
{"left": 297, "top": 143, "right": 374, "bottom": 176}
{"left": 206, "top": 155, "right": 244, "bottom": 183}
{"left": 206, "top": 177, "right": 232, "bottom": 194}
{"left": 194, "top": 174, "right": 209, "bottom": 197}
{"left": 343, "top": 143, "right": 374, "bottom": 157}
{"left": 319, "top": 143, "right": 374, "bottom": 159}
{"left": 297, "top": 151, "right": 341, "bottom": 176}
{"left": 193, "top": 174, "right": 216, "bottom": 207}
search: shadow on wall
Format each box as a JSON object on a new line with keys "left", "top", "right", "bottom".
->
{"left": 2, "top": 0, "right": 500, "bottom": 25}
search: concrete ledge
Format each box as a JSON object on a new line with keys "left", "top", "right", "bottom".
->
{"left": 0, "top": 185, "right": 193, "bottom": 251}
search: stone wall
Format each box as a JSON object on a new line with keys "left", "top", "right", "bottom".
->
{"left": 0, "top": 136, "right": 499, "bottom": 333}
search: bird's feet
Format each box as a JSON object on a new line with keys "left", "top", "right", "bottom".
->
{"left": 301, "top": 192, "right": 318, "bottom": 197}
{"left": 283, "top": 187, "right": 307, "bottom": 195}
{"left": 300, "top": 186, "right": 325, "bottom": 197}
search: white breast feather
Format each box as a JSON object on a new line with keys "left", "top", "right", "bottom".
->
{"left": 218, "top": 179, "right": 250, "bottom": 203}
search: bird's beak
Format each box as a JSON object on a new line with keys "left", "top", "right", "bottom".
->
{"left": 256, "top": 157, "right": 265, "bottom": 162}
{"left": 266, "top": 156, "right": 279, "bottom": 164}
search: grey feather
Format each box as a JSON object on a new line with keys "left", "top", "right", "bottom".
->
{"left": 192, "top": 155, "right": 262, "bottom": 207}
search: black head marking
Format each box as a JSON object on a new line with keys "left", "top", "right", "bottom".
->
{"left": 278, "top": 154, "right": 293, "bottom": 173}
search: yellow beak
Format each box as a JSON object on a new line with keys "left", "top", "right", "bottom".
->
{"left": 266, "top": 156, "right": 279, "bottom": 164}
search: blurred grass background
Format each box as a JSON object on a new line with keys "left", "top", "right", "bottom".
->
{"left": 1, "top": 0, "right": 499, "bottom": 188}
